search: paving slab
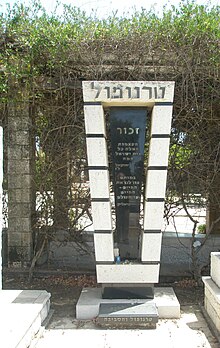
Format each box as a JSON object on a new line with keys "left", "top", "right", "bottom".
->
{"left": 35, "top": 305, "right": 219, "bottom": 348}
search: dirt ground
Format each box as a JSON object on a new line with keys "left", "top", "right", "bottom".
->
{"left": 2, "top": 269, "right": 205, "bottom": 323}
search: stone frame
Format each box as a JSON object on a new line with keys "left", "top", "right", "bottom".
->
{"left": 83, "top": 81, "right": 175, "bottom": 283}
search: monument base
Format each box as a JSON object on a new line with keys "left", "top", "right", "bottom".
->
{"left": 76, "top": 287, "right": 180, "bottom": 322}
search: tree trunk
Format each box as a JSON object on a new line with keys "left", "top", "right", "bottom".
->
{"left": 53, "top": 153, "right": 69, "bottom": 230}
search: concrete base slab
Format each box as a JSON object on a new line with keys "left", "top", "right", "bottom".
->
{"left": 76, "top": 287, "right": 180, "bottom": 320}
{"left": 0, "top": 290, "right": 51, "bottom": 348}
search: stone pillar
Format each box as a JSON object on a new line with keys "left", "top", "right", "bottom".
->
{"left": 7, "top": 96, "right": 34, "bottom": 266}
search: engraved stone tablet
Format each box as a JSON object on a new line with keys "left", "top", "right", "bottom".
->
{"left": 97, "top": 302, "right": 158, "bottom": 329}
{"left": 110, "top": 108, "right": 148, "bottom": 259}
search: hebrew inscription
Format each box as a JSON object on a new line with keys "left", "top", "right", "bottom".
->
{"left": 117, "top": 127, "right": 140, "bottom": 135}
{"left": 91, "top": 82, "right": 166, "bottom": 99}
{"left": 82, "top": 80, "right": 175, "bottom": 103}
{"left": 110, "top": 107, "right": 148, "bottom": 258}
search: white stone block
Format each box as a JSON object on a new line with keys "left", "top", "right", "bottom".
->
{"left": 202, "top": 276, "right": 220, "bottom": 332}
{"left": 203, "top": 276, "right": 220, "bottom": 329}
{"left": 91, "top": 201, "right": 112, "bottom": 231}
{"left": 94, "top": 233, "right": 114, "bottom": 262}
{"left": 203, "top": 276, "right": 220, "bottom": 307}
{"left": 154, "top": 287, "right": 180, "bottom": 319}
{"left": 205, "top": 288, "right": 220, "bottom": 323}
{"left": 96, "top": 264, "right": 160, "bottom": 283}
{"left": 83, "top": 81, "right": 175, "bottom": 103}
{"left": 0, "top": 290, "right": 51, "bottom": 348}
{"left": 76, "top": 287, "right": 103, "bottom": 319}
{"left": 145, "top": 170, "right": 168, "bottom": 199}
{"left": 143, "top": 201, "right": 165, "bottom": 230}
{"left": 211, "top": 252, "right": 220, "bottom": 288}
{"left": 86, "top": 138, "right": 108, "bottom": 167}
{"left": 84, "top": 105, "right": 106, "bottom": 135}
{"left": 141, "top": 233, "right": 162, "bottom": 262}
{"left": 147, "top": 138, "right": 170, "bottom": 167}
{"left": 205, "top": 298, "right": 220, "bottom": 332}
{"left": 89, "top": 170, "right": 110, "bottom": 199}
{"left": 151, "top": 105, "right": 173, "bottom": 135}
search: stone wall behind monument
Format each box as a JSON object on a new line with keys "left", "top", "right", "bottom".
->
{"left": 7, "top": 97, "right": 35, "bottom": 266}
{"left": 43, "top": 233, "right": 220, "bottom": 277}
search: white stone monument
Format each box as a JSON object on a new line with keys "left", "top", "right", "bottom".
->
{"left": 77, "top": 81, "right": 180, "bottom": 326}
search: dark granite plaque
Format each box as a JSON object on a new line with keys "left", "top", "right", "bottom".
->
{"left": 102, "top": 286, "right": 154, "bottom": 299}
{"left": 97, "top": 302, "right": 158, "bottom": 329}
{"left": 110, "top": 108, "right": 148, "bottom": 259}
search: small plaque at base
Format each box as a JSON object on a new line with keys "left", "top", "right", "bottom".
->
{"left": 97, "top": 302, "right": 158, "bottom": 329}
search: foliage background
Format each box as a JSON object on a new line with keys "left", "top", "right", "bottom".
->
{"left": 0, "top": 1, "right": 220, "bottom": 266}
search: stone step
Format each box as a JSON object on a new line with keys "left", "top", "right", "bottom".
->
{"left": 97, "top": 302, "right": 158, "bottom": 329}
{"left": 76, "top": 287, "right": 180, "bottom": 320}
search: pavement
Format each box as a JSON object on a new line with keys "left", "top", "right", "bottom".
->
{"left": 1, "top": 289, "right": 219, "bottom": 348}
{"left": 36, "top": 305, "right": 219, "bottom": 348}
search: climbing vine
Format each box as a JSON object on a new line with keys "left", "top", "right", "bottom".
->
{"left": 0, "top": 0, "right": 220, "bottom": 274}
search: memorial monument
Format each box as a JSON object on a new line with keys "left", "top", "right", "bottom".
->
{"left": 76, "top": 81, "right": 180, "bottom": 327}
